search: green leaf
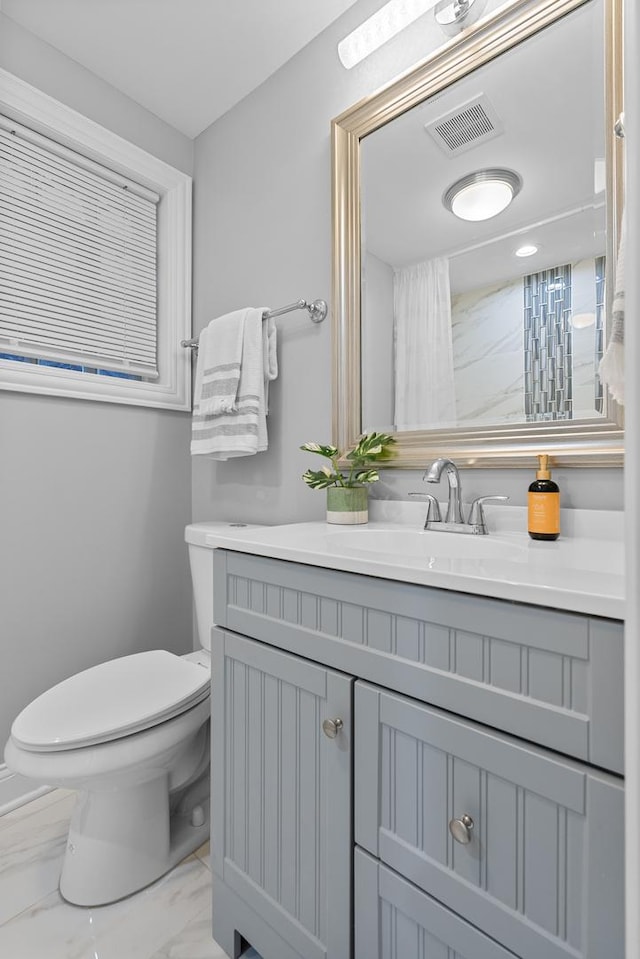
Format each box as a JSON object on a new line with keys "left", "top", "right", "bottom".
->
{"left": 347, "top": 431, "right": 397, "bottom": 464}
{"left": 302, "top": 469, "right": 343, "bottom": 490}
{"left": 352, "top": 469, "right": 379, "bottom": 485}
{"left": 300, "top": 442, "right": 339, "bottom": 459}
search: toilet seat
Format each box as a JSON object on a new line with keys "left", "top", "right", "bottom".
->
{"left": 11, "top": 650, "right": 210, "bottom": 752}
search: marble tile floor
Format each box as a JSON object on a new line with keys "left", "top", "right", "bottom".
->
{"left": 0, "top": 788, "right": 262, "bottom": 959}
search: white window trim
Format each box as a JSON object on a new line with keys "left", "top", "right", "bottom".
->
{"left": 0, "top": 68, "right": 192, "bottom": 411}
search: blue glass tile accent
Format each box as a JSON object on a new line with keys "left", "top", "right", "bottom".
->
{"left": 98, "top": 369, "right": 142, "bottom": 381}
{"left": 39, "top": 360, "right": 84, "bottom": 371}
{"left": 524, "top": 263, "right": 573, "bottom": 421}
{"left": 0, "top": 352, "right": 36, "bottom": 363}
{"left": 1, "top": 353, "right": 145, "bottom": 382}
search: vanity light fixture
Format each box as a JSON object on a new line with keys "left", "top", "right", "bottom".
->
{"left": 443, "top": 168, "right": 522, "bottom": 221}
{"left": 434, "top": 0, "right": 487, "bottom": 36}
{"left": 515, "top": 244, "right": 538, "bottom": 257}
{"left": 338, "top": 0, "right": 439, "bottom": 69}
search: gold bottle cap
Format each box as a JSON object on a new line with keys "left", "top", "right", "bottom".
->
{"left": 536, "top": 454, "right": 551, "bottom": 480}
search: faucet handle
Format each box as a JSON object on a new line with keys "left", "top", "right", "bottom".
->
{"left": 408, "top": 492, "right": 442, "bottom": 528}
{"left": 467, "top": 495, "right": 509, "bottom": 530}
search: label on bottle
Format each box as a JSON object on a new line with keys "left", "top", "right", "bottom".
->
{"left": 528, "top": 492, "right": 560, "bottom": 534}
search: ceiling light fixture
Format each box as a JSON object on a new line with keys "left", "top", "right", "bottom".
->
{"left": 571, "top": 312, "right": 596, "bottom": 329}
{"left": 515, "top": 244, "right": 538, "bottom": 257}
{"left": 443, "top": 168, "right": 522, "bottom": 221}
{"left": 338, "top": 0, "right": 438, "bottom": 69}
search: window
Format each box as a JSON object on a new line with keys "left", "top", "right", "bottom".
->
{"left": 0, "top": 69, "right": 192, "bottom": 410}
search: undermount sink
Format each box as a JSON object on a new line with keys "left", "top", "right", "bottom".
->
{"left": 329, "top": 527, "right": 528, "bottom": 562}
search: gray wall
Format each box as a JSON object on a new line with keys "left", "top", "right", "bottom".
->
{"left": 192, "top": 0, "right": 623, "bottom": 524}
{"left": 0, "top": 16, "right": 195, "bottom": 770}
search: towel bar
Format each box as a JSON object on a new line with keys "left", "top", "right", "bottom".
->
{"left": 181, "top": 298, "right": 327, "bottom": 350}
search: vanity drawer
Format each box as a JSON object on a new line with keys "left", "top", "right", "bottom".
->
{"left": 355, "top": 682, "right": 624, "bottom": 959}
{"left": 214, "top": 550, "right": 624, "bottom": 772}
{"left": 355, "top": 848, "right": 519, "bottom": 959}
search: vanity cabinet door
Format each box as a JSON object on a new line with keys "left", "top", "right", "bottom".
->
{"left": 212, "top": 629, "right": 352, "bottom": 959}
{"left": 355, "top": 848, "right": 519, "bottom": 959}
{"left": 355, "top": 681, "right": 624, "bottom": 959}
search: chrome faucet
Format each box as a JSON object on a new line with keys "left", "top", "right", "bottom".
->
{"left": 409, "top": 457, "right": 509, "bottom": 534}
{"left": 424, "top": 458, "right": 464, "bottom": 524}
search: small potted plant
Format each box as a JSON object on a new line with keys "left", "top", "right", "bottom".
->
{"left": 300, "top": 432, "right": 396, "bottom": 524}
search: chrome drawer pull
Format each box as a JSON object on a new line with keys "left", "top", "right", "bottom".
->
{"left": 322, "top": 717, "right": 344, "bottom": 739}
{"left": 449, "top": 813, "right": 474, "bottom": 844}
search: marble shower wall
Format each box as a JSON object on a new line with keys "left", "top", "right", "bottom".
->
{"left": 451, "top": 278, "right": 524, "bottom": 425}
{"left": 572, "top": 257, "right": 603, "bottom": 418}
{"left": 452, "top": 258, "right": 602, "bottom": 426}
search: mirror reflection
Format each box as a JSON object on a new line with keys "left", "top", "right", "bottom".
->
{"left": 360, "top": 0, "right": 607, "bottom": 436}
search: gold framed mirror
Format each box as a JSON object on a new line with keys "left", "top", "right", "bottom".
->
{"left": 331, "top": 0, "right": 623, "bottom": 468}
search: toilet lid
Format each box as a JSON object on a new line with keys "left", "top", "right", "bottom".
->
{"left": 11, "top": 651, "right": 210, "bottom": 752}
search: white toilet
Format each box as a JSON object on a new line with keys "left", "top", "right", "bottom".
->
{"left": 4, "top": 521, "right": 253, "bottom": 907}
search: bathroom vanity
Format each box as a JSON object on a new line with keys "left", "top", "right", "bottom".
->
{"left": 207, "top": 511, "right": 625, "bottom": 959}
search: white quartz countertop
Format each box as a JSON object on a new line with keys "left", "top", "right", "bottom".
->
{"left": 204, "top": 502, "right": 624, "bottom": 620}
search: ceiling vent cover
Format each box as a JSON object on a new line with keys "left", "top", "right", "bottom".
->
{"left": 425, "top": 94, "right": 503, "bottom": 156}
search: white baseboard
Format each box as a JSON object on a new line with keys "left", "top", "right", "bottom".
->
{"left": 0, "top": 764, "right": 52, "bottom": 816}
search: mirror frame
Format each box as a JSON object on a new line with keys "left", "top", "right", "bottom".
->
{"left": 331, "top": 0, "right": 623, "bottom": 468}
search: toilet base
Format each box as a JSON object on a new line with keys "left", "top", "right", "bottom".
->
{"left": 60, "top": 773, "right": 210, "bottom": 906}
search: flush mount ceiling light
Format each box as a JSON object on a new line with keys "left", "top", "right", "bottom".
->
{"left": 515, "top": 244, "right": 538, "bottom": 257}
{"left": 338, "top": 0, "right": 439, "bottom": 69}
{"left": 443, "top": 168, "right": 522, "bottom": 221}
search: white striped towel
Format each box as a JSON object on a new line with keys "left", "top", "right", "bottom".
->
{"left": 263, "top": 314, "right": 278, "bottom": 411}
{"left": 191, "top": 308, "right": 277, "bottom": 459}
{"left": 195, "top": 309, "right": 247, "bottom": 415}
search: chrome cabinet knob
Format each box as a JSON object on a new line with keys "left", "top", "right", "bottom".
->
{"left": 322, "top": 717, "right": 344, "bottom": 739}
{"left": 449, "top": 813, "right": 474, "bottom": 844}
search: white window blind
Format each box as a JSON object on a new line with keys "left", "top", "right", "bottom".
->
{"left": 0, "top": 115, "right": 160, "bottom": 378}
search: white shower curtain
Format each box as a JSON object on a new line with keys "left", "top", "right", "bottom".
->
{"left": 393, "top": 257, "right": 456, "bottom": 430}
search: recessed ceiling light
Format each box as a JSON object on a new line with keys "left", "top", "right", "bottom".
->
{"left": 338, "top": 0, "right": 438, "bottom": 69}
{"left": 443, "top": 169, "right": 522, "bottom": 221}
{"left": 571, "top": 312, "right": 596, "bottom": 329}
{"left": 515, "top": 244, "right": 538, "bottom": 257}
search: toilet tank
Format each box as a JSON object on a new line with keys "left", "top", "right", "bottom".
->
{"left": 185, "top": 522, "right": 262, "bottom": 652}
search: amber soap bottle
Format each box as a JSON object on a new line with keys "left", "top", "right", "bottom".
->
{"left": 528, "top": 454, "right": 560, "bottom": 540}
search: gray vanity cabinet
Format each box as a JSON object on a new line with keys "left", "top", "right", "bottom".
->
{"left": 210, "top": 628, "right": 352, "bottom": 959}
{"left": 211, "top": 550, "right": 625, "bottom": 959}
{"left": 355, "top": 682, "right": 624, "bottom": 959}
{"left": 355, "top": 849, "right": 519, "bottom": 959}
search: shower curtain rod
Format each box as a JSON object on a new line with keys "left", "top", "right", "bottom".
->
{"left": 180, "top": 298, "right": 327, "bottom": 350}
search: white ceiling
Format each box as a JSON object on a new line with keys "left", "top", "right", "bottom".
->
{"left": 1, "top": 0, "right": 360, "bottom": 138}
{"left": 361, "top": 0, "right": 606, "bottom": 293}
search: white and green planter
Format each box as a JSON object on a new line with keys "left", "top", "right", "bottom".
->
{"left": 326, "top": 486, "right": 368, "bottom": 525}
